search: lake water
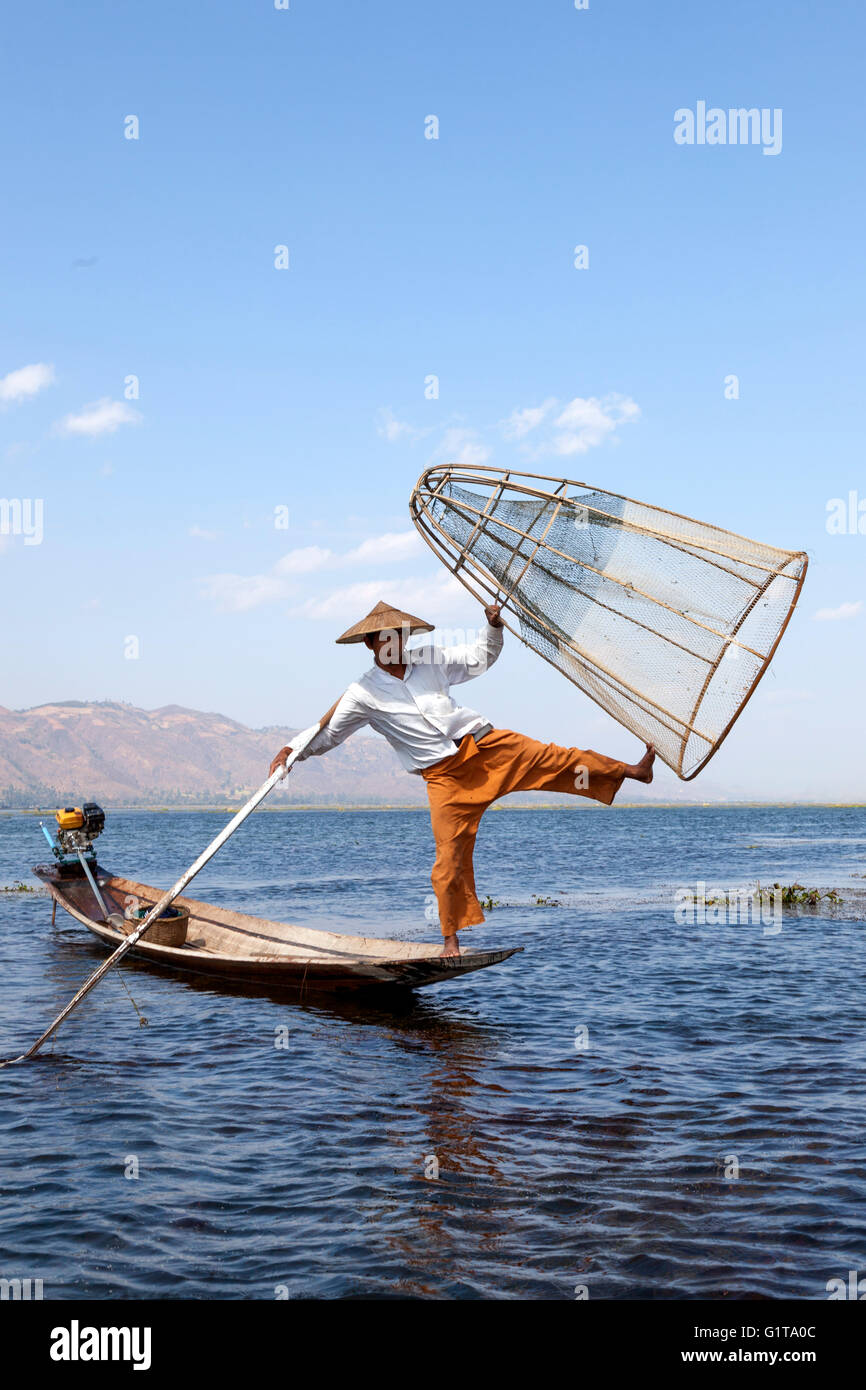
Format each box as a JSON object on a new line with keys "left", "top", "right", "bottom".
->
{"left": 1, "top": 804, "right": 865, "bottom": 1300}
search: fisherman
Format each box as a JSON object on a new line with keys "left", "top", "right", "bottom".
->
{"left": 269, "top": 600, "right": 655, "bottom": 957}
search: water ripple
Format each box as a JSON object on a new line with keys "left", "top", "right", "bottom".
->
{"left": 1, "top": 805, "right": 865, "bottom": 1299}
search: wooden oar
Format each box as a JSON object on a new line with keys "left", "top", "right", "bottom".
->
{"left": 1, "top": 712, "right": 337, "bottom": 1066}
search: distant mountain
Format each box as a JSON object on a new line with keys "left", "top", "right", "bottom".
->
{"left": 0, "top": 700, "right": 426, "bottom": 808}
{"left": 0, "top": 700, "right": 735, "bottom": 808}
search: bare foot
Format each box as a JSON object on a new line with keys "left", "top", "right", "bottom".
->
{"left": 627, "top": 743, "right": 655, "bottom": 784}
{"left": 440, "top": 934, "right": 461, "bottom": 957}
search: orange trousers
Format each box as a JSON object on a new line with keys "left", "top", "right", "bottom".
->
{"left": 421, "top": 729, "right": 627, "bottom": 937}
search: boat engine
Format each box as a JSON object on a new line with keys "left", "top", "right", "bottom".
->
{"left": 43, "top": 803, "right": 106, "bottom": 869}
{"left": 39, "top": 802, "right": 120, "bottom": 923}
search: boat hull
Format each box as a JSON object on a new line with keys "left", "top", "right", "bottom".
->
{"left": 33, "top": 864, "right": 521, "bottom": 992}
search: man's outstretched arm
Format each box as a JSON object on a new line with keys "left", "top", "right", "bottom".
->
{"left": 439, "top": 604, "right": 504, "bottom": 686}
{"left": 269, "top": 690, "right": 369, "bottom": 776}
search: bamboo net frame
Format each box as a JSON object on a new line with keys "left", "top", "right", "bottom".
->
{"left": 409, "top": 464, "right": 808, "bottom": 780}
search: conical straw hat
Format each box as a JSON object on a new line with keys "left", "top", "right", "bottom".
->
{"left": 335, "top": 599, "right": 434, "bottom": 645}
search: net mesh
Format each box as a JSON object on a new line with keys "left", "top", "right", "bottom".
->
{"left": 410, "top": 467, "right": 808, "bottom": 779}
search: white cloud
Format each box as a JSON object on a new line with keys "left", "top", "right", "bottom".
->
{"left": 57, "top": 397, "right": 142, "bottom": 436}
{"left": 4, "top": 441, "right": 39, "bottom": 461}
{"left": 197, "top": 573, "right": 292, "bottom": 613}
{"left": 345, "top": 531, "right": 423, "bottom": 564}
{"left": 432, "top": 426, "right": 491, "bottom": 467}
{"left": 200, "top": 531, "right": 430, "bottom": 613}
{"left": 189, "top": 525, "right": 221, "bottom": 541}
{"left": 376, "top": 407, "right": 424, "bottom": 443}
{"left": 501, "top": 398, "right": 557, "bottom": 440}
{"left": 273, "top": 545, "right": 334, "bottom": 575}
{"left": 549, "top": 394, "right": 640, "bottom": 456}
{"left": 497, "top": 391, "right": 640, "bottom": 458}
{"left": 292, "top": 570, "right": 467, "bottom": 623}
{"left": 0, "top": 362, "right": 55, "bottom": 404}
{"left": 813, "top": 600, "right": 862, "bottom": 622}
{"left": 272, "top": 532, "right": 423, "bottom": 575}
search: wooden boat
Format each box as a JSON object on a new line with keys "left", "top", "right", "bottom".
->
{"left": 33, "top": 863, "right": 521, "bottom": 992}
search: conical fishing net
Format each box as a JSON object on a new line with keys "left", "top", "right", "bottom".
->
{"left": 410, "top": 465, "right": 808, "bottom": 779}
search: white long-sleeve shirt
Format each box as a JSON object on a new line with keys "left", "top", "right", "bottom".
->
{"left": 289, "top": 623, "right": 504, "bottom": 774}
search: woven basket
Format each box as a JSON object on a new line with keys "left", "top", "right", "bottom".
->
{"left": 125, "top": 904, "right": 189, "bottom": 947}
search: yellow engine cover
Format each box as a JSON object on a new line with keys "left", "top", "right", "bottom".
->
{"left": 55, "top": 807, "right": 85, "bottom": 830}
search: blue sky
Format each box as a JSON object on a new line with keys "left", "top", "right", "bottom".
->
{"left": 1, "top": 0, "right": 864, "bottom": 799}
